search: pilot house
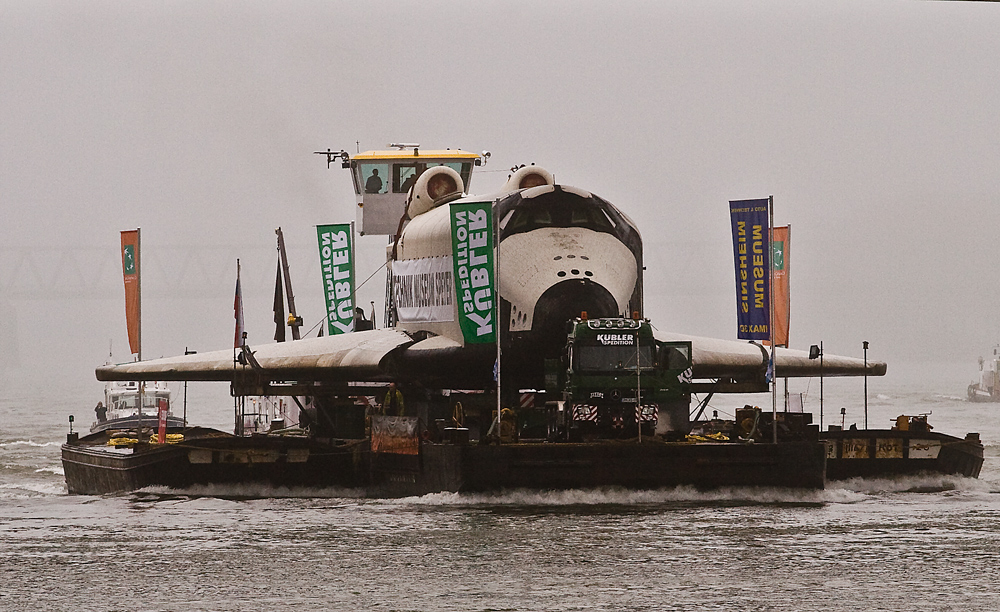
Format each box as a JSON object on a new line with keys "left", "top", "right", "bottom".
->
{"left": 347, "top": 147, "right": 482, "bottom": 235}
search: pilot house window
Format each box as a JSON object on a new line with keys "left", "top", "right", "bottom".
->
{"left": 358, "top": 163, "right": 389, "bottom": 194}
{"left": 355, "top": 161, "right": 473, "bottom": 196}
{"left": 393, "top": 164, "right": 423, "bottom": 193}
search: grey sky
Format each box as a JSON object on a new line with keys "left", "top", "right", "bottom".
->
{"left": 2, "top": 1, "right": 999, "bottom": 391}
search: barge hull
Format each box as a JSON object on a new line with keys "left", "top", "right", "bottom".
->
{"left": 376, "top": 440, "right": 827, "bottom": 496}
{"left": 64, "top": 434, "right": 826, "bottom": 496}
{"left": 62, "top": 429, "right": 364, "bottom": 495}
{"left": 821, "top": 429, "right": 983, "bottom": 480}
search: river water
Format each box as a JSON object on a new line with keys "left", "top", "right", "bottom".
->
{"left": 3, "top": 363, "right": 999, "bottom": 612}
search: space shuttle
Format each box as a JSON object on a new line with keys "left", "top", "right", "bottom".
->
{"left": 97, "top": 147, "right": 885, "bottom": 404}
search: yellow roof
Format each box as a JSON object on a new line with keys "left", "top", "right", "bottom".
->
{"left": 353, "top": 149, "right": 480, "bottom": 161}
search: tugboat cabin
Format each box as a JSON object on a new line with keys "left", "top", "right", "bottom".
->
{"left": 346, "top": 146, "right": 483, "bottom": 235}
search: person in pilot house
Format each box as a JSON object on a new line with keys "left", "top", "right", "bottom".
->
{"left": 365, "top": 168, "right": 383, "bottom": 194}
{"left": 400, "top": 170, "right": 418, "bottom": 193}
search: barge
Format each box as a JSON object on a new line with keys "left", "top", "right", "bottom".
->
{"left": 61, "top": 416, "right": 826, "bottom": 496}
{"left": 73, "top": 149, "right": 892, "bottom": 496}
{"left": 62, "top": 426, "right": 364, "bottom": 495}
{"left": 820, "top": 415, "right": 983, "bottom": 480}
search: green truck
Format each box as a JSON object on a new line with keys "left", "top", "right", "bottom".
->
{"left": 538, "top": 317, "right": 693, "bottom": 441}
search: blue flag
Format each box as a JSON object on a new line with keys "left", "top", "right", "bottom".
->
{"left": 729, "top": 199, "right": 771, "bottom": 341}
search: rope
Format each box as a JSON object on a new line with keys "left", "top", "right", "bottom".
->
{"left": 304, "top": 259, "right": 389, "bottom": 337}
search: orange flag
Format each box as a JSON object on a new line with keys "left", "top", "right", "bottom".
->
{"left": 120, "top": 229, "right": 140, "bottom": 356}
{"left": 770, "top": 225, "right": 790, "bottom": 347}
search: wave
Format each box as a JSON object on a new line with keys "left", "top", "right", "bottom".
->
{"left": 0, "top": 440, "right": 60, "bottom": 448}
{"left": 829, "top": 472, "right": 993, "bottom": 495}
{"left": 0, "top": 481, "right": 67, "bottom": 498}
{"left": 124, "top": 484, "right": 858, "bottom": 506}
{"left": 137, "top": 483, "right": 368, "bottom": 500}
{"left": 103, "top": 476, "right": 998, "bottom": 505}
{"left": 933, "top": 393, "right": 967, "bottom": 402}
{"left": 34, "top": 466, "right": 64, "bottom": 476}
{"left": 384, "top": 486, "right": 867, "bottom": 507}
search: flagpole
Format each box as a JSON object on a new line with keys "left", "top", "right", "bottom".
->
{"left": 495, "top": 201, "right": 502, "bottom": 445}
{"left": 137, "top": 227, "right": 143, "bottom": 434}
{"left": 769, "top": 196, "right": 777, "bottom": 444}
{"left": 636, "top": 323, "right": 641, "bottom": 443}
{"left": 784, "top": 223, "right": 792, "bottom": 412}
{"left": 234, "top": 259, "right": 242, "bottom": 436}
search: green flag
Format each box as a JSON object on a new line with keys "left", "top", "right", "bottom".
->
{"left": 316, "top": 223, "right": 355, "bottom": 335}
{"left": 449, "top": 201, "right": 496, "bottom": 344}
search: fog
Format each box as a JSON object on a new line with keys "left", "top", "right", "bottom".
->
{"left": 2, "top": 0, "right": 999, "bottom": 397}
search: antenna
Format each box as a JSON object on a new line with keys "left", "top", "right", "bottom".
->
{"left": 313, "top": 148, "right": 350, "bottom": 169}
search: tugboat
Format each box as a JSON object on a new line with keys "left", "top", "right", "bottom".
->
{"left": 968, "top": 348, "right": 1000, "bottom": 402}
{"left": 91, "top": 380, "right": 185, "bottom": 434}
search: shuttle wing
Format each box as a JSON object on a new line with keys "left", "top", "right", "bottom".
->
{"left": 655, "top": 331, "right": 885, "bottom": 392}
{"left": 96, "top": 329, "right": 498, "bottom": 391}
{"left": 97, "top": 327, "right": 883, "bottom": 394}
{"left": 96, "top": 329, "right": 416, "bottom": 384}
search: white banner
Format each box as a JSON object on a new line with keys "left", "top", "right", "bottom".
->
{"left": 392, "top": 256, "right": 455, "bottom": 323}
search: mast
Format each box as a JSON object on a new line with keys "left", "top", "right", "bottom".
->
{"left": 769, "top": 196, "right": 777, "bottom": 444}
{"left": 781, "top": 224, "right": 792, "bottom": 413}
{"left": 495, "top": 201, "right": 501, "bottom": 445}
{"left": 636, "top": 321, "right": 641, "bottom": 443}
{"left": 137, "top": 227, "right": 143, "bottom": 431}
{"left": 276, "top": 227, "right": 302, "bottom": 340}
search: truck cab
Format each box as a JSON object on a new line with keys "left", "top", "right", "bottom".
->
{"left": 544, "top": 317, "right": 692, "bottom": 440}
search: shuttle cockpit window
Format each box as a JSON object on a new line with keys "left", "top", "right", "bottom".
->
{"left": 507, "top": 207, "right": 553, "bottom": 233}
{"left": 569, "top": 202, "right": 615, "bottom": 231}
{"left": 499, "top": 209, "right": 516, "bottom": 230}
{"left": 504, "top": 197, "right": 615, "bottom": 236}
{"left": 393, "top": 164, "right": 424, "bottom": 193}
{"left": 359, "top": 163, "right": 389, "bottom": 194}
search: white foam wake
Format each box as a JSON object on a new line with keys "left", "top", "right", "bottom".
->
{"left": 1, "top": 440, "right": 60, "bottom": 448}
